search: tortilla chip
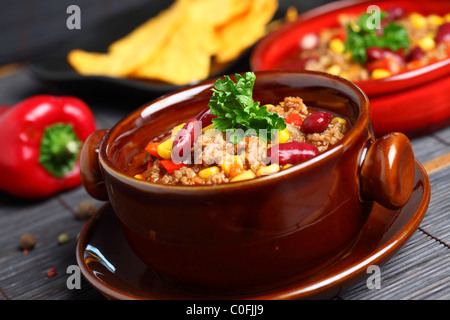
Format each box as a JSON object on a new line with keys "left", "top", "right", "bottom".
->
{"left": 187, "top": 0, "right": 253, "bottom": 28}
{"left": 67, "top": 0, "right": 279, "bottom": 85}
{"left": 132, "top": 6, "right": 214, "bottom": 85}
{"left": 214, "top": 0, "right": 278, "bottom": 63}
{"left": 68, "top": 50, "right": 126, "bottom": 77}
{"left": 107, "top": 0, "right": 185, "bottom": 57}
{"left": 68, "top": 0, "right": 186, "bottom": 77}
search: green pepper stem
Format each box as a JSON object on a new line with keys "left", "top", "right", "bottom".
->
{"left": 39, "top": 123, "right": 82, "bottom": 178}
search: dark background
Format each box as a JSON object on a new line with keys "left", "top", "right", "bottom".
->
{"left": 0, "top": 0, "right": 336, "bottom": 66}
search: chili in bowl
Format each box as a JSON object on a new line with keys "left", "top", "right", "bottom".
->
{"left": 131, "top": 72, "right": 351, "bottom": 186}
{"left": 80, "top": 70, "right": 416, "bottom": 295}
{"left": 251, "top": 0, "right": 450, "bottom": 137}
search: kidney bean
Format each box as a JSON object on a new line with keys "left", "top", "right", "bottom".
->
{"left": 386, "top": 7, "right": 404, "bottom": 21}
{"left": 195, "top": 108, "right": 216, "bottom": 127}
{"left": 300, "top": 111, "right": 333, "bottom": 134}
{"left": 379, "top": 7, "right": 404, "bottom": 31}
{"left": 407, "top": 46, "right": 425, "bottom": 61}
{"left": 268, "top": 141, "right": 319, "bottom": 165}
{"left": 366, "top": 47, "right": 386, "bottom": 61}
{"left": 172, "top": 118, "right": 201, "bottom": 161}
{"left": 435, "top": 22, "right": 450, "bottom": 44}
{"left": 366, "top": 47, "right": 405, "bottom": 65}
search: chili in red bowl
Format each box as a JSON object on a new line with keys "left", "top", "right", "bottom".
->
{"left": 251, "top": 0, "right": 450, "bottom": 137}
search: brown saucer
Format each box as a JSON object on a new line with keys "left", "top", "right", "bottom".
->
{"left": 76, "top": 160, "right": 430, "bottom": 300}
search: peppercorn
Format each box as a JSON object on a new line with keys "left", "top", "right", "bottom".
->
{"left": 58, "top": 233, "right": 69, "bottom": 245}
{"left": 19, "top": 233, "right": 36, "bottom": 251}
{"left": 76, "top": 200, "right": 97, "bottom": 220}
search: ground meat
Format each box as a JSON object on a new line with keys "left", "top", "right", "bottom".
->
{"left": 286, "top": 123, "right": 305, "bottom": 143}
{"left": 236, "top": 136, "right": 268, "bottom": 172}
{"left": 199, "top": 132, "right": 234, "bottom": 166}
{"left": 142, "top": 160, "right": 162, "bottom": 183}
{"left": 267, "top": 96, "right": 308, "bottom": 117}
{"left": 176, "top": 167, "right": 198, "bottom": 185}
{"left": 305, "top": 121, "right": 345, "bottom": 152}
{"left": 207, "top": 171, "right": 229, "bottom": 184}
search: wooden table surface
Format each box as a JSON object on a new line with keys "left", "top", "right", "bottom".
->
{"left": 0, "top": 1, "right": 449, "bottom": 301}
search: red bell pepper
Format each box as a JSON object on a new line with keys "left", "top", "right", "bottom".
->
{"left": 366, "top": 56, "right": 401, "bottom": 74}
{"left": 0, "top": 95, "right": 96, "bottom": 199}
{"left": 159, "top": 159, "right": 186, "bottom": 174}
{"left": 285, "top": 113, "right": 303, "bottom": 127}
{"left": 145, "top": 141, "right": 161, "bottom": 158}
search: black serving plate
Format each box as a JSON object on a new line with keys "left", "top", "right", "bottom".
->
{"left": 28, "top": 1, "right": 251, "bottom": 97}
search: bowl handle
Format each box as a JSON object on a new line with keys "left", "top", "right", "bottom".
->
{"left": 360, "top": 132, "right": 415, "bottom": 209}
{"left": 80, "top": 129, "right": 109, "bottom": 201}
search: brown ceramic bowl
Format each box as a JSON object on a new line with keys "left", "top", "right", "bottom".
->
{"left": 80, "top": 70, "right": 415, "bottom": 295}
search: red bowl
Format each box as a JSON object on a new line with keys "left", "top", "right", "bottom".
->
{"left": 251, "top": 0, "right": 450, "bottom": 137}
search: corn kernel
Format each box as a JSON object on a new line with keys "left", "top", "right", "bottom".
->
{"left": 371, "top": 69, "right": 391, "bottom": 79}
{"left": 257, "top": 164, "right": 280, "bottom": 176}
{"left": 198, "top": 166, "right": 220, "bottom": 179}
{"left": 278, "top": 128, "right": 290, "bottom": 143}
{"left": 224, "top": 154, "right": 243, "bottom": 165}
{"left": 157, "top": 138, "right": 173, "bottom": 159}
{"left": 417, "top": 36, "right": 435, "bottom": 51}
{"left": 339, "top": 72, "right": 350, "bottom": 80}
{"left": 282, "top": 164, "right": 293, "bottom": 170}
{"left": 326, "top": 64, "right": 342, "bottom": 76}
{"left": 410, "top": 13, "right": 427, "bottom": 29}
{"left": 222, "top": 155, "right": 243, "bottom": 175}
{"left": 133, "top": 174, "right": 144, "bottom": 180}
{"left": 202, "top": 123, "right": 214, "bottom": 133}
{"left": 344, "top": 51, "right": 353, "bottom": 61}
{"left": 428, "top": 14, "right": 444, "bottom": 26}
{"left": 329, "top": 38, "right": 345, "bottom": 54}
{"left": 203, "top": 127, "right": 221, "bottom": 138}
{"left": 445, "top": 13, "right": 450, "bottom": 22}
{"left": 349, "top": 22, "right": 360, "bottom": 32}
{"left": 285, "top": 6, "right": 298, "bottom": 23}
{"left": 331, "top": 117, "right": 347, "bottom": 125}
{"left": 230, "top": 170, "right": 255, "bottom": 182}
{"left": 171, "top": 123, "right": 186, "bottom": 138}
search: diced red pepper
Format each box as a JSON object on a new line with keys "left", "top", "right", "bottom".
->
{"left": 159, "top": 159, "right": 186, "bottom": 174}
{"left": 285, "top": 113, "right": 303, "bottom": 127}
{"left": 145, "top": 142, "right": 160, "bottom": 158}
{"left": 228, "top": 164, "right": 244, "bottom": 179}
{"left": 406, "top": 60, "right": 424, "bottom": 70}
{"left": 332, "top": 28, "right": 346, "bottom": 41}
{"left": 366, "top": 56, "right": 401, "bottom": 74}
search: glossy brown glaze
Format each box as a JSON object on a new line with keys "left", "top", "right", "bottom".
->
{"left": 80, "top": 129, "right": 109, "bottom": 201}
{"left": 80, "top": 70, "right": 415, "bottom": 294}
{"left": 360, "top": 132, "right": 415, "bottom": 209}
{"left": 76, "top": 160, "right": 430, "bottom": 300}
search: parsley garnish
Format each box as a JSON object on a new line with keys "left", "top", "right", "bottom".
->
{"left": 208, "top": 72, "right": 286, "bottom": 142}
{"left": 345, "top": 11, "right": 410, "bottom": 64}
